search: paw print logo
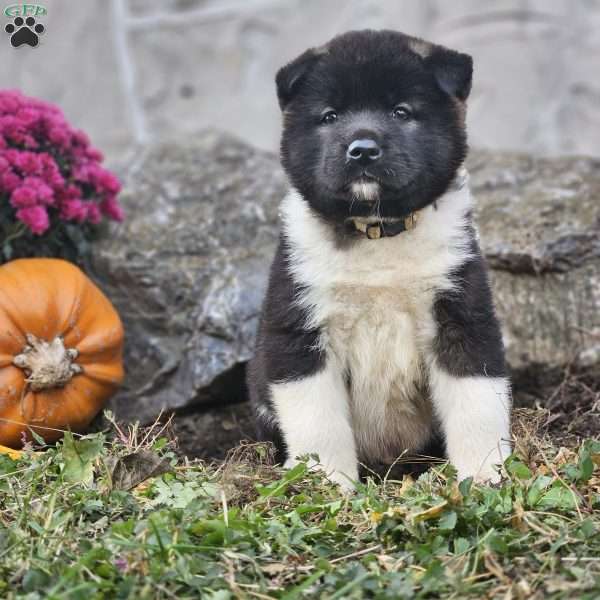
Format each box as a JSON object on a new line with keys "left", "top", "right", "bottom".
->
{"left": 5, "top": 16, "right": 45, "bottom": 47}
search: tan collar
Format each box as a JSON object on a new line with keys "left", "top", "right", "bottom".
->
{"left": 349, "top": 211, "right": 420, "bottom": 239}
{"left": 347, "top": 167, "right": 468, "bottom": 240}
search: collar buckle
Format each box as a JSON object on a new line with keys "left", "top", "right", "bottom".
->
{"left": 404, "top": 212, "right": 418, "bottom": 231}
{"left": 366, "top": 224, "right": 382, "bottom": 239}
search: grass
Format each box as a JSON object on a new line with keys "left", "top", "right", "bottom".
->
{"left": 0, "top": 409, "right": 599, "bottom": 599}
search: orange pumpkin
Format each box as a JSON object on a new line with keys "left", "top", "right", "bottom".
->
{"left": 0, "top": 258, "right": 124, "bottom": 447}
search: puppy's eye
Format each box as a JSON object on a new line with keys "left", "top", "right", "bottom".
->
{"left": 392, "top": 104, "right": 412, "bottom": 120}
{"left": 321, "top": 109, "right": 338, "bottom": 124}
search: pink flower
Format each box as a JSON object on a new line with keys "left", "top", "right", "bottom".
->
{"left": 86, "top": 202, "right": 102, "bottom": 224}
{"left": 85, "top": 147, "right": 103, "bottom": 161}
{"left": 0, "top": 89, "right": 125, "bottom": 254}
{"left": 10, "top": 178, "right": 54, "bottom": 208}
{"left": 12, "top": 151, "right": 43, "bottom": 176}
{"left": 10, "top": 185, "right": 37, "bottom": 208}
{"left": 113, "top": 556, "right": 128, "bottom": 573}
{"left": 58, "top": 185, "right": 84, "bottom": 221}
{"left": 96, "top": 168, "right": 121, "bottom": 195}
{"left": 0, "top": 92, "right": 20, "bottom": 114}
{"left": 47, "top": 126, "right": 69, "bottom": 148}
{"left": 72, "top": 130, "right": 90, "bottom": 147}
{"left": 16, "top": 205, "right": 50, "bottom": 235}
{"left": 1, "top": 170, "right": 20, "bottom": 193}
{"left": 72, "top": 163, "right": 91, "bottom": 183}
{"left": 58, "top": 183, "right": 81, "bottom": 201}
{"left": 100, "top": 196, "right": 124, "bottom": 221}
{"left": 27, "top": 176, "right": 54, "bottom": 204}
{"left": 37, "top": 153, "right": 64, "bottom": 189}
{"left": 60, "top": 198, "right": 88, "bottom": 222}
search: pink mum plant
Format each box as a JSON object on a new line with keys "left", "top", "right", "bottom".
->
{"left": 0, "top": 89, "right": 124, "bottom": 262}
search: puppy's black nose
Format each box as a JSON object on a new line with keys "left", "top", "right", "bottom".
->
{"left": 346, "top": 139, "right": 382, "bottom": 163}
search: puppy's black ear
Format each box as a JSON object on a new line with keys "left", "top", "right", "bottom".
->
{"left": 276, "top": 48, "right": 321, "bottom": 110}
{"left": 426, "top": 47, "right": 473, "bottom": 101}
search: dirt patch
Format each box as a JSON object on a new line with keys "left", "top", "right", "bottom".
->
{"left": 513, "top": 365, "right": 600, "bottom": 445}
{"left": 169, "top": 401, "right": 255, "bottom": 460}
{"left": 543, "top": 368, "right": 600, "bottom": 441}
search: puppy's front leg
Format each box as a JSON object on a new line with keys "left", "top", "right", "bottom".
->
{"left": 429, "top": 367, "right": 511, "bottom": 483}
{"left": 429, "top": 254, "right": 512, "bottom": 483}
{"left": 270, "top": 360, "right": 358, "bottom": 491}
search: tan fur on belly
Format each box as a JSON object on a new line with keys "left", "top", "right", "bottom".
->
{"left": 327, "top": 286, "right": 433, "bottom": 462}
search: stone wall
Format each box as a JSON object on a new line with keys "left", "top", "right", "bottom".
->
{"left": 2, "top": 0, "right": 600, "bottom": 163}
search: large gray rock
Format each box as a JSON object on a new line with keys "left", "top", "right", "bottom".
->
{"left": 470, "top": 151, "right": 600, "bottom": 371}
{"left": 92, "top": 130, "right": 286, "bottom": 421}
{"left": 92, "top": 131, "right": 600, "bottom": 422}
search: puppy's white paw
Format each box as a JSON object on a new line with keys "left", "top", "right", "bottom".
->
{"left": 326, "top": 469, "right": 357, "bottom": 493}
{"left": 283, "top": 458, "right": 297, "bottom": 470}
{"left": 453, "top": 441, "right": 511, "bottom": 486}
{"left": 459, "top": 463, "right": 503, "bottom": 486}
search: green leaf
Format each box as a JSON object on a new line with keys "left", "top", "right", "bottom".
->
{"left": 256, "top": 462, "right": 307, "bottom": 498}
{"left": 280, "top": 570, "right": 326, "bottom": 600}
{"left": 62, "top": 431, "right": 104, "bottom": 484}
{"left": 487, "top": 532, "right": 509, "bottom": 555}
{"left": 458, "top": 477, "right": 472, "bottom": 496}
{"left": 421, "top": 559, "right": 445, "bottom": 591}
{"left": 22, "top": 569, "right": 50, "bottom": 592}
{"left": 578, "top": 454, "right": 594, "bottom": 482}
{"left": 453, "top": 537, "right": 470, "bottom": 555}
{"left": 2, "top": 240, "right": 12, "bottom": 261}
{"left": 578, "top": 519, "right": 596, "bottom": 539}
{"left": 538, "top": 483, "right": 579, "bottom": 510}
{"left": 29, "top": 428, "right": 47, "bottom": 446}
{"left": 152, "top": 437, "right": 168, "bottom": 451}
{"left": 438, "top": 510, "right": 457, "bottom": 530}
{"left": 205, "top": 591, "right": 233, "bottom": 600}
{"left": 527, "top": 475, "right": 553, "bottom": 506}
{"left": 505, "top": 456, "right": 532, "bottom": 480}
{"left": 583, "top": 439, "right": 600, "bottom": 455}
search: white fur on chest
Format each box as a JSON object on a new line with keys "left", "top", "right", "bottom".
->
{"left": 280, "top": 184, "right": 474, "bottom": 461}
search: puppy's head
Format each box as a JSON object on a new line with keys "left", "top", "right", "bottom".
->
{"left": 276, "top": 30, "right": 472, "bottom": 222}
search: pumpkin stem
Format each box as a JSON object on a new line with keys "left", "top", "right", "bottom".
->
{"left": 13, "top": 334, "right": 83, "bottom": 392}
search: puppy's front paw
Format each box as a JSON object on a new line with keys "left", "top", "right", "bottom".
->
{"left": 283, "top": 458, "right": 357, "bottom": 493}
{"left": 326, "top": 469, "right": 357, "bottom": 493}
{"left": 459, "top": 463, "right": 503, "bottom": 486}
{"left": 453, "top": 442, "right": 511, "bottom": 486}
{"left": 283, "top": 457, "right": 304, "bottom": 471}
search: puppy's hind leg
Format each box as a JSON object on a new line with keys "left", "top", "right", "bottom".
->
{"left": 270, "top": 360, "right": 358, "bottom": 491}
